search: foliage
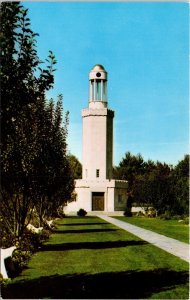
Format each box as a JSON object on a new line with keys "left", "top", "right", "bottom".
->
{"left": 34, "top": 96, "right": 74, "bottom": 224}
{"left": 77, "top": 208, "right": 87, "bottom": 217}
{"left": 67, "top": 154, "right": 82, "bottom": 179}
{"left": 0, "top": 2, "right": 74, "bottom": 240}
{"left": 113, "top": 152, "right": 145, "bottom": 188}
{"left": 159, "top": 211, "right": 172, "bottom": 220}
{"left": 124, "top": 207, "right": 132, "bottom": 217}
{"left": 114, "top": 152, "right": 189, "bottom": 216}
{"left": 12, "top": 249, "right": 31, "bottom": 274}
{"left": 11, "top": 228, "right": 50, "bottom": 276}
{"left": 0, "top": 217, "right": 16, "bottom": 248}
{"left": 18, "top": 229, "right": 50, "bottom": 252}
{"left": 170, "top": 155, "right": 189, "bottom": 215}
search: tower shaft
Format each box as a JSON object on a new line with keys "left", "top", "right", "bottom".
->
{"left": 82, "top": 108, "right": 114, "bottom": 180}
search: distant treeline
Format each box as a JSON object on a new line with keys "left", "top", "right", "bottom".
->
{"left": 113, "top": 152, "right": 189, "bottom": 216}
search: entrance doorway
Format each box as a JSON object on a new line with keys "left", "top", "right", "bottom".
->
{"left": 92, "top": 192, "right": 104, "bottom": 211}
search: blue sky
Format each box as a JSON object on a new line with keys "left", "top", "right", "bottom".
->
{"left": 24, "top": 2, "right": 189, "bottom": 166}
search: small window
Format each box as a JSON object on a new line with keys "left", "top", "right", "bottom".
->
{"left": 85, "top": 169, "right": 88, "bottom": 178}
{"left": 96, "top": 169, "right": 100, "bottom": 178}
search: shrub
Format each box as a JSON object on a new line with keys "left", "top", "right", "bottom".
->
{"left": 0, "top": 217, "right": 15, "bottom": 248}
{"left": 183, "top": 217, "right": 189, "bottom": 225}
{"left": 159, "top": 211, "right": 172, "bottom": 220}
{"left": 10, "top": 228, "right": 50, "bottom": 277}
{"left": 77, "top": 208, "right": 87, "bottom": 217}
{"left": 12, "top": 249, "right": 31, "bottom": 276}
{"left": 124, "top": 208, "right": 132, "bottom": 217}
{"left": 172, "top": 215, "right": 182, "bottom": 220}
{"left": 0, "top": 232, "right": 15, "bottom": 249}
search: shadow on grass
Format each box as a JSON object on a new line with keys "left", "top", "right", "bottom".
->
{"left": 53, "top": 228, "right": 118, "bottom": 234}
{"left": 58, "top": 222, "right": 109, "bottom": 226}
{"left": 69, "top": 216, "right": 96, "bottom": 218}
{"left": 3, "top": 269, "right": 188, "bottom": 299}
{"left": 42, "top": 240, "right": 148, "bottom": 251}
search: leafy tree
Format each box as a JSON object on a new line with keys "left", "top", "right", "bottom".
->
{"left": 113, "top": 152, "right": 146, "bottom": 212}
{"left": 115, "top": 152, "right": 188, "bottom": 216}
{"left": 132, "top": 161, "right": 172, "bottom": 213}
{"left": 67, "top": 154, "right": 82, "bottom": 179}
{"left": 0, "top": 2, "right": 74, "bottom": 239}
{"left": 114, "top": 152, "right": 175, "bottom": 214}
{"left": 170, "top": 155, "right": 189, "bottom": 215}
{"left": 34, "top": 96, "right": 74, "bottom": 224}
{"left": 0, "top": 2, "right": 48, "bottom": 237}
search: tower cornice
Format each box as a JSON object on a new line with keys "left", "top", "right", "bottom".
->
{"left": 82, "top": 108, "right": 114, "bottom": 118}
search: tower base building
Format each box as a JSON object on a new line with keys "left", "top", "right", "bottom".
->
{"left": 65, "top": 179, "right": 128, "bottom": 214}
{"left": 65, "top": 65, "right": 128, "bottom": 214}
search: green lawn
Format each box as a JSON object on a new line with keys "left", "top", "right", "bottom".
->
{"left": 114, "top": 217, "right": 189, "bottom": 244}
{"left": 3, "top": 216, "right": 189, "bottom": 299}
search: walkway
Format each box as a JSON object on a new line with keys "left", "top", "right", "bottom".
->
{"left": 97, "top": 215, "right": 189, "bottom": 263}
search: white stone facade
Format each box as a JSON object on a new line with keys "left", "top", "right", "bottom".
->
{"left": 82, "top": 108, "right": 114, "bottom": 180}
{"left": 65, "top": 64, "right": 128, "bottom": 214}
{"left": 65, "top": 179, "right": 128, "bottom": 213}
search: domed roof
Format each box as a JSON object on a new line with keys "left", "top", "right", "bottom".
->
{"left": 91, "top": 64, "right": 105, "bottom": 71}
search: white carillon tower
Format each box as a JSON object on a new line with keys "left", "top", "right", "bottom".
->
{"left": 65, "top": 64, "right": 128, "bottom": 214}
{"left": 82, "top": 64, "right": 114, "bottom": 181}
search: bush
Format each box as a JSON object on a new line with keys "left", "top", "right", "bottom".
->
{"left": 77, "top": 209, "right": 87, "bottom": 217}
{"left": 0, "top": 232, "right": 15, "bottom": 249}
{"left": 12, "top": 249, "right": 31, "bottom": 276}
{"left": 124, "top": 208, "right": 132, "bottom": 217}
{"left": 159, "top": 211, "right": 172, "bottom": 220}
{"left": 18, "top": 231, "right": 42, "bottom": 253}
{"left": 172, "top": 215, "right": 183, "bottom": 220}
{"left": 177, "top": 216, "right": 189, "bottom": 225}
{"left": 11, "top": 228, "right": 50, "bottom": 277}
{"left": 183, "top": 217, "right": 189, "bottom": 225}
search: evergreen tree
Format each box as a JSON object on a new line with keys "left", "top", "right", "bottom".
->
{"left": 113, "top": 152, "right": 145, "bottom": 191}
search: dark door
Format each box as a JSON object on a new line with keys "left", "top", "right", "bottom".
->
{"left": 92, "top": 192, "right": 104, "bottom": 211}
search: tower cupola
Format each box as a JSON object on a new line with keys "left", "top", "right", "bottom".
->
{"left": 89, "top": 64, "right": 107, "bottom": 108}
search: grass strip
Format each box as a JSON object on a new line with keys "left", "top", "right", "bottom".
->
{"left": 114, "top": 216, "right": 189, "bottom": 243}
{"left": 3, "top": 216, "right": 189, "bottom": 299}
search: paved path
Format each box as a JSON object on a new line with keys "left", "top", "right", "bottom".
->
{"left": 97, "top": 215, "right": 189, "bottom": 263}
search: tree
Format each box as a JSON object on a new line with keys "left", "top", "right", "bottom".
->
{"left": 113, "top": 152, "right": 145, "bottom": 190}
{"left": 132, "top": 161, "right": 172, "bottom": 213}
{"left": 0, "top": 2, "right": 48, "bottom": 237}
{"left": 0, "top": 2, "right": 74, "bottom": 239}
{"left": 67, "top": 154, "right": 82, "bottom": 179}
{"left": 115, "top": 151, "right": 189, "bottom": 216}
{"left": 34, "top": 96, "right": 74, "bottom": 224}
{"left": 113, "top": 152, "right": 146, "bottom": 212}
{"left": 114, "top": 152, "right": 176, "bottom": 215}
{"left": 170, "top": 155, "right": 189, "bottom": 215}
